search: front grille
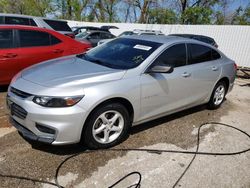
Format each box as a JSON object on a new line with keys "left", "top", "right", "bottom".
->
{"left": 10, "top": 87, "right": 32, "bottom": 99}
{"left": 11, "top": 103, "right": 27, "bottom": 119}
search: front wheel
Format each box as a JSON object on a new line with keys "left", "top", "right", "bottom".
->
{"left": 208, "top": 81, "right": 227, "bottom": 109}
{"left": 83, "top": 103, "right": 130, "bottom": 149}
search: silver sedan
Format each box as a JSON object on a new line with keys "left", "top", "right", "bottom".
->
{"left": 7, "top": 35, "right": 236, "bottom": 149}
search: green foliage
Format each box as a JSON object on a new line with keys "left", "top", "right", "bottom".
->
{"left": 214, "top": 11, "right": 225, "bottom": 25}
{"left": 148, "top": 8, "right": 177, "bottom": 24}
{"left": 0, "top": 0, "right": 53, "bottom": 17}
{"left": 0, "top": 0, "right": 249, "bottom": 25}
{"left": 232, "top": 6, "right": 250, "bottom": 25}
{"left": 181, "top": 7, "right": 213, "bottom": 24}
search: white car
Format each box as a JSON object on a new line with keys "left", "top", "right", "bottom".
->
{"left": 0, "top": 13, "right": 74, "bottom": 38}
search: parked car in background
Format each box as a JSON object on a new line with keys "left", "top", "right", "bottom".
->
{"left": 168, "top": 34, "right": 218, "bottom": 48}
{"left": 72, "top": 25, "right": 118, "bottom": 35}
{"left": 97, "top": 29, "right": 164, "bottom": 46}
{"left": 0, "top": 25, "right": 91, "bottom": 85}
{"left": 7, "top": 35, "right": 236, "bottom": 149}
{"left": 0, "top": 13, "right": 74, "bottom": 38}
{"left": 76, "top": 30, "right": 115, "bottom": 47}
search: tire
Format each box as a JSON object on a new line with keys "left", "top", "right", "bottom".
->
{"left": 207, "top": 81, "right": 227, "bottom": 110}
{"left": 83, "top": 103, "right": 130, "bottom": 149}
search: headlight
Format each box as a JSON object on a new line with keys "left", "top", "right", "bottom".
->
{"left": 33, "top": 95, "right": 83, "bottom": 107}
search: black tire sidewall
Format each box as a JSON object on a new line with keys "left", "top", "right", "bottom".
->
{"left": 83, "top": 103, "right": 130, "bottom": 149}
{"left": 208, "top": 81, "right": 226, "bottom": 109}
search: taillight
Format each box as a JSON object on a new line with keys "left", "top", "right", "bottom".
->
{"left": 234, "top": 63, "right": 238, "bottom": 71}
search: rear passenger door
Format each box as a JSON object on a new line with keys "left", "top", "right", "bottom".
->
{"left": 0, "top": 29, "right": 19, "bottom": 84}
{"left": 186, "top": 43, "right": 222, "bottom": 101}
{"left": 140, "top": 43, "right": 196, "bottom": 120}
{"left": 16, "top": 29, "right": 64, "bottom": 70}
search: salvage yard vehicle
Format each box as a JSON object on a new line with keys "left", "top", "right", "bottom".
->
{"left": 98, "top": 29, "right": 164, "bottom": 46}
{"left": 76, "top": 30, "right": 116, "bottom": 47}
{"left": 169, "top": 34, "right": 218, "bottom": 48}
{"left": 72, "top": 25, "right": 118, "bottom": 35}
{"left": 0, "top": 13, "right": 75, "bottom": 38}
{"left": 0, "top": 25, "right": 91, "bottom": 85}
{"left": 7, "top": 35, "right": 237, "bottom": 149}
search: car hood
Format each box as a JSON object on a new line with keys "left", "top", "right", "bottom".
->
{"left": 21, "top": 56, "right": 126, "bottom": 88}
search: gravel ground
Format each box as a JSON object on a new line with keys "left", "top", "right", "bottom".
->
{"left": 0, "top": 78, "right": 249, "bottom": 188}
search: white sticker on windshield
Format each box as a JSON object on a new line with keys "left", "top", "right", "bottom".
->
{"left": 133, "top": 45, "right": 152, "bottom": 51}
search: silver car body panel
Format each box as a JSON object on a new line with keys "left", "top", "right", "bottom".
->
{"left": 8, "top": 35, "right": 236, "bottom": 144}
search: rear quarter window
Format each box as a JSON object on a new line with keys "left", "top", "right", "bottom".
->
{"left": 50, "top": 35, "right": 62, "bottom": 45}
{"left": 43, "top": 19, "right": 72, "bottom": 31}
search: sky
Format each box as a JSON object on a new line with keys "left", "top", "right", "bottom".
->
{"left": 229, "top": 0, "right": 249, "bottom": 10}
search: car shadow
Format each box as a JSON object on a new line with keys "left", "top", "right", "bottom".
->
{"left": 0, "top": 85, "right": 8, "bottom": 92}
{"left": 130, "top": 104, "right": 207, "bottom": 135}
{"left": 31, "top": 103, "right": 209, "bottom": 155}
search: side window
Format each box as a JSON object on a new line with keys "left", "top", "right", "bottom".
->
{"left": 5, "top": 16, "right": 30, "bottom": 25}
{"left": 211, "top": 49, "right": 221, "bottom": 60}
{"left": 101, "top": 33, "right": 114, "bottom": 39}
{"left": 19, "top": 30, "right": 50, "bottom": 47}
{"left": 89, "top": 33, "right": 100, "bottom": 39}
{"left": 154, "top": 44, "right": 187, "bottom": 68}
{"left": 0, "top": 30, "right": 14, "bottom": 49}
{"left": 0, "top": 16, "right": 4, "bottom": 24}
{"left": 43, "top": 19, "right": 72, "bottom": 31}
{"left": 50, "top": 35, "right": 61, "bottom": 45}
{"left": 29, "top": 19, "right": 37, "bottom": 26}
{"left": 188, "top": 44, "right": 220, "bottom": 64}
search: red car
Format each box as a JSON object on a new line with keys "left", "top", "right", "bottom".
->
{"left": 0, "top": 25, "right": 91, "bottom": 85}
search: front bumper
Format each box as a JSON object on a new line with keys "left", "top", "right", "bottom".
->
{"left": 10, "top": 117, "right": 55, "bottom": 144}
{"left": 7, "top": 89, "right": 88, "bottom": 145}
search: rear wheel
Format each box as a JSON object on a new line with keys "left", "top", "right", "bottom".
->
{"left": 83, "top": 103, "right": 130, "bottom": 149}
{"left": 208, "top": 81, "right": 226, "bottom": 109}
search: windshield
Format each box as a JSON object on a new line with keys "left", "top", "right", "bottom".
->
{"left": 76, "top": 32, "right": 89, "bottom": 39}
{"left": 82, "top": 38, "right": 162, "bottom": 70}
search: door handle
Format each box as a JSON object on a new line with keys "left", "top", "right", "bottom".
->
{"left": 182, "top": 72, "right": 191, "bottom": 77}
{"left": 53, "top": 49, "right": 64, "bottom": 53}
{"left": 212, "top": 66, "right": 218, "bottom": 71}
{"left": 2, "top": 53, "right": 18, "bottom": 58}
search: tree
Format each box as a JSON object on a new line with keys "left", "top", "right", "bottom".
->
{"left": 181, "top": 6, "right": 213, "bottom": 24}
{"left": 231, "top": 5, "right": 250, "bottom": 25}
{"left": 0, "top": 0, "right": 53, "bottom": 16}
{"left": 148, "top": 8, "right": 177, "bottom": 24}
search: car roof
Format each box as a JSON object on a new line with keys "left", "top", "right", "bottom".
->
{"left": 87, "top": 30, "right": 112, "bottom": 34}
{"left": 0, "top": 13, "right": 67, "bottom": 22}
{"left": 169, "top": 33, "right": 214, "bottom": 40}
{"left": 122, "top": 35, "right": 197, "bottom": 44}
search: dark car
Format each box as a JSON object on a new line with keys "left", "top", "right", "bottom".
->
{"left": 75, "top": 30, "right": 116, "bottom": 47}
{"left": 72, "top": 26, "right": 118, "bottom": 35}
{"left": 169, "top": 34, "right": 218, "bottom": 48}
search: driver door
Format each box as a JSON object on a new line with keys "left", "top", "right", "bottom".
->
{"left": 139, "top": 43, "right": 195, "bottom": 121}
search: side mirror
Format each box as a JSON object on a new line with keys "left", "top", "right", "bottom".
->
{"left": 147, "top": 65, "right": 174, "bottom": 74}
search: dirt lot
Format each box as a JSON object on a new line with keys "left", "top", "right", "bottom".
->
{"left": 0, "top": 79, "right": 250, "bottom": 188}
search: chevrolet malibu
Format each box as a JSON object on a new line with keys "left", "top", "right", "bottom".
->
{"left": 7, "top": 36, "right": 237, "bottom": 149}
